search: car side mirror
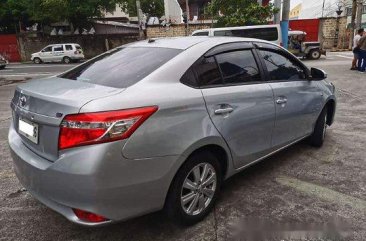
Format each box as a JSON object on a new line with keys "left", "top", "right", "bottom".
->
{"left": 311, "top": 67, "right": 327, "bottom": 80}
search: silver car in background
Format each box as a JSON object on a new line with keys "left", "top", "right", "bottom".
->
{"left": 9, "top": 37, "right": 336, "bottom": 226}
{"left": 31, "top": 43, "right": 85, "bottom": 64}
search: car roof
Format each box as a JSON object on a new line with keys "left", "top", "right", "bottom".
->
{"left": 47, "top": 43, "right": 80, "bottom": 46}
{"left": 125, "top": 36, "right": 277, "bottom": 50}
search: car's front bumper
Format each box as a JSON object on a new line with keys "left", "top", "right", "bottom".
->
{"left": 8, "top": 122, "right": 179, "bottom": 226}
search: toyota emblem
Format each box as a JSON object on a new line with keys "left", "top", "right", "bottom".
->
{"left": 19, "top": 96, "right": 27, "bottom": 108}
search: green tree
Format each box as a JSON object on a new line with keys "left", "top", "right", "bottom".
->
{"left": 122, "top": 0, "right": 164, "bottom": 19}
{"left": 0, "top": 0, "right": 126, "bottom": 32}
{"left": 207, "top": 0, "right": 279, "bottom": 27}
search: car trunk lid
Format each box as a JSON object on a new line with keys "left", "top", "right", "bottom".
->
{"left": 11, "top": 77, "right": 124, "bottom": 162}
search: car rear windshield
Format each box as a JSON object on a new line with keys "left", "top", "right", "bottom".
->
{"left": 60, "top": 47, "right": 181, "bottom": 88}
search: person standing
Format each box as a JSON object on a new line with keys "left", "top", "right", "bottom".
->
{"left": 358, "top": 31, "right": 366, "bottom": 73}
{"left": 351, "top": 29, "right": 364, "bottom": 70}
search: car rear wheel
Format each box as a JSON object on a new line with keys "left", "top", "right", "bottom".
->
{"left": 165, "top": 150, "right": 222, "bottom": 225}
{"left": 308, "top": 49, "right": 321, "bottom": 60}
{"left": 63, "top": 56, "right": 71, "bottom": 64}
{"left": 309, "top": 106, "right": 328, "bottom": 147}
{"left": 33, "top": 57, "right": 42, "bottom": 64}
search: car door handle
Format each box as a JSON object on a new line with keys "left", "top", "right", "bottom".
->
{"left": 214, "top": 106, "right": 234, "bottom": 115}
{"left": 276, "top": 97, "right": 288, "bottom": 105}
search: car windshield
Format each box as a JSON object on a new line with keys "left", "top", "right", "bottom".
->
{"left": 60, "top": 47, "right": 182, "bottom": 88}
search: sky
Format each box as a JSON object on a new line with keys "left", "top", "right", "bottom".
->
{"left": 291, "top": 0, "right": 303, "bottom": 8}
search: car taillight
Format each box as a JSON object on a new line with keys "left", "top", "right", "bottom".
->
{"left": 59, "top": 106, "right": 158, "bottom": 150}
{"left": 73, "top": 209, "right": 109, "bottom": 223}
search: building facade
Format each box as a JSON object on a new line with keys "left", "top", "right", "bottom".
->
{"left": 290, "top": 3, "right": 302, "bottom": 20}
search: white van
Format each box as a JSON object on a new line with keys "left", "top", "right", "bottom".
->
{"left": 192, "top": 25, "right": 283, "bottom": 46}
{"left": 31, "top": 43, "right": 85, "bottom": 64}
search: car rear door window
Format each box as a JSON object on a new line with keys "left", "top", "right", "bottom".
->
{"left": 213, "top": 28, "right": 278, "bottom": 41}
{"left": 53, "top": 45, "right": 63, "bottom": 51}
{"left": 194, "top": 57, "right": 222, "bottom": 87}
{"left": 259, "top": 50, "right": 303, "bottom": 81}
{"left": 216, "top": 50, "right": 261, "bottom": 84}
{"left": 60, "top": 47, "right": 182, "bottom": 88}
{"left": 232, "top": 28, "right": 278, "bottom": 41}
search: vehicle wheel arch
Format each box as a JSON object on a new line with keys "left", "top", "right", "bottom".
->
{"left": 325, "top": 98, "right": 336, "bottom": 126}
{"left": 163, "top": 139, "right": 232, "bottom": 208}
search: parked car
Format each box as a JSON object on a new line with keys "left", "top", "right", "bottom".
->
{"left": 0, "top": 54, "right": 8, "bottom": 69}
{"left": 288, "top": 30, "right": 326, "bottom": 60}
{"left": 9, "top": 37, "right": 336, "bottom": 226}
{"left": 192, "top": 24, "right": 283, "bottom": 46}
{"left": 31, "top": 43, "right": 85, "bottom": 64}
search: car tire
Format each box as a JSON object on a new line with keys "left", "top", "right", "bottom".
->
{"left": 308, "top": 50, "right": 321, "bottom": 60}
{"left": 33, "top": 58, "right": 42, "bottom": 64}
{"left": 309, "top": 106, "right": 328, "bottom": 147}
{"left": 0, "top": 65, "right": 5, "bottom": 70}
{"left": 165, "top": 150, "right": 222, "bottom": 225}
{"left": 63, "top": 56, "right": 71, "bottom": 64}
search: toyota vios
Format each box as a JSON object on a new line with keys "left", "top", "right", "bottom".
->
{"left": 9, "top": 37, "right": 336, "bottom": 226}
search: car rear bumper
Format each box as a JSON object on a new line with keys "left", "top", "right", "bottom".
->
{"left": 8, "top": 122, "right": 179, "bottom": 226}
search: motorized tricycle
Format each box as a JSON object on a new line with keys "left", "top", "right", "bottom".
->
{"left": 288, "top": 30, "right": 326, "bottom": 60}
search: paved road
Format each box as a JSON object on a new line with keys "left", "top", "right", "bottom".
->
{"left": 0, "top": 52, "right": 365, "bottom": 241}
{"left": 0, "top": 63, "right": 78, "bottom": 80}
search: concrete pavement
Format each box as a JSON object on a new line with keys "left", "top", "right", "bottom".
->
{"left": 0, "top": 63, "right": 78, "bottom": 81}
{"left": 0, "top": 52, "right": 365, "bottom": 241}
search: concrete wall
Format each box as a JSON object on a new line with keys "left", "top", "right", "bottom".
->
{"left": 319, "top": 17, "right": 350, "bottom": 50}
{"left": 17, "top": 33, "right": 139, "bottom": 62}
{"left": 146, "top": 23, "right": 211, "bottom": 38}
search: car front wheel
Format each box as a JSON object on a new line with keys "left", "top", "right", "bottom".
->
{"left": 33, "top": 57, "right": 42, "bottom": 64}
{"left": 165, "top": 150, "right": 222, "bottom": 225}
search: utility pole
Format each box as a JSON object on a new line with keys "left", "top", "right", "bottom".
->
{"left": 136, "top": 0, "right": 144, "bottom": 39}
{"left": 281, "top": 0, "right": 290, "bottom": 49}
{"left": 185, "top": 0, "right": 190, "bottom": 36}
{"left": 349, "top": 0, "right": 358, "bottom": 50}
{"left": 273, "top": 0, "right": 281, "bottom": 24}
{"left": 322, "top": 0, "right": 326, "bottom": 18}
{"left": 356, "top": 0, "right": 363, "bottom": 30}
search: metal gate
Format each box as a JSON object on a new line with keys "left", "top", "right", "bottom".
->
{"left": 289, "top": 19, "right": 320, "bottom": 42}
{"left": 0, "top": 34, "right": 21, "bottom": 62}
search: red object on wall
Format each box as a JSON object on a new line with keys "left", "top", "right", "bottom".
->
{"left": 0, "top": 34, "right": 21, "bottom": 62}
{"left": 262, "top": 0, "right": 270, "bottom": 6}
{"left": 289, "top": 19, "right": 320, "bottom": 42}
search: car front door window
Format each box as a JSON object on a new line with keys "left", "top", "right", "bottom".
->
{"left": 259, "top": 50, "right": 304, "bottom": 81}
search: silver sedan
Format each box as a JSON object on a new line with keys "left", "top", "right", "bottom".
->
{"left": 9, "top": 37, "right": 336, "bottom": 226}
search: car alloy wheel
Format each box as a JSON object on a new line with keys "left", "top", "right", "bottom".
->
{"left": 180, "top": 163, "right": 217, "bottom": 216}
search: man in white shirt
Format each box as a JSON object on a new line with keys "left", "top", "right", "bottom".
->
{"left": 351, "top": 29, "right": 364, "bottom": 70}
